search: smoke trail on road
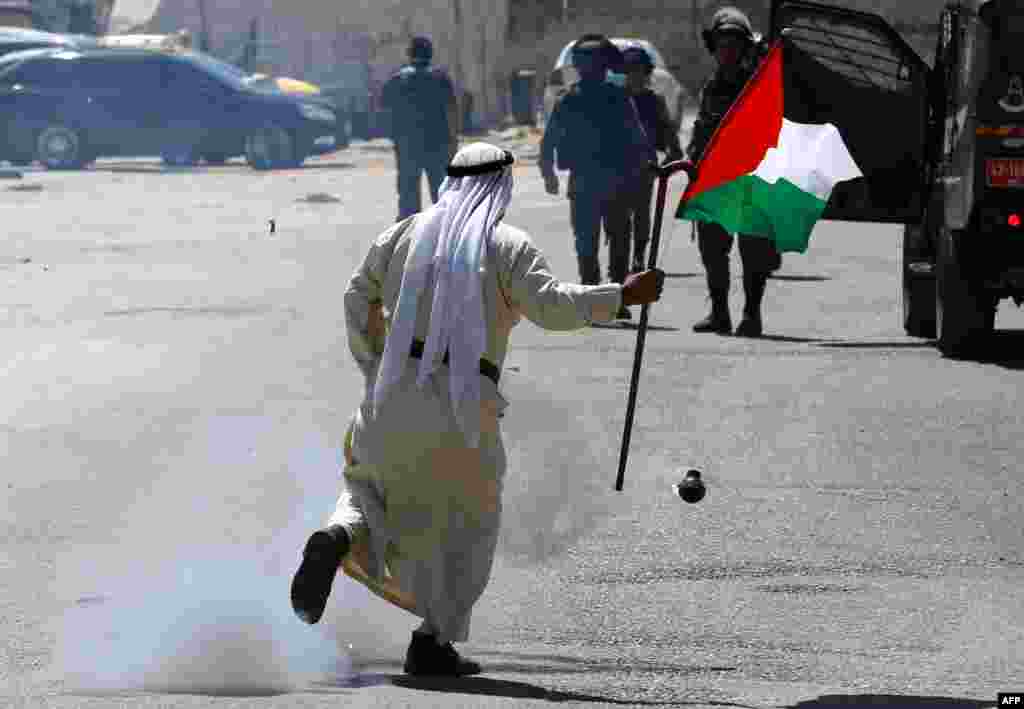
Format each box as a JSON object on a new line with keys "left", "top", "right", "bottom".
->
{"left": 49, "top": 417, "right": 407, "bottom": 695}
{"left": 49, "top": 367, "right": 648, "bottom": 695}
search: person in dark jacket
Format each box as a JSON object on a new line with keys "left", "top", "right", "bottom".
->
{"left": 539, "top": 34, "right": 653, "bottom": 319}
{"left": 687, "top": 6, "right": 780, "bottom": 337}
{"left": 621, "top": 45, "right": 684, "bottom": 275}
{"left": 380, "top": 36, "right": 459, "bottom": 221}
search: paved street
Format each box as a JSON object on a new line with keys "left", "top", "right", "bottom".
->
{"left": 2, "top": 134, "right": 1022, "bottom": 709}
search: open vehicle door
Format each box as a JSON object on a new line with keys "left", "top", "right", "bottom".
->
{"left": 769, "top": 0, "right": 932, "bottom": 223}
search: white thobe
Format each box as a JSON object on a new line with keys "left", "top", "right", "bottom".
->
{"left": 329, "top": 215, "right": 623, "bottom": 644}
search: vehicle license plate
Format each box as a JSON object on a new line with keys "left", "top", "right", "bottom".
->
{"left": 986, "top": 158, "right": 1024, "bottom": 188}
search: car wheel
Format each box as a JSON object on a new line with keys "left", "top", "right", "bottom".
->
{"left": 36, "top": 124, "right": 87, "bottom": 170}
{"left": 936, "top": 227, "right": 989, "bottom": 357}
{"left": 901, "top": 224, "right": 936, "bottom": 338}
{"left": 245, "top": 124, "right": 296, "bottom": 170}
{"left": 981, "top": 297, "right": 998, "bottom": 336}
{"left": 336, "top": 113, "right": 351, "bottom": 150}
{"left": 161, "top": 146, "right": 199, "bottom": 168}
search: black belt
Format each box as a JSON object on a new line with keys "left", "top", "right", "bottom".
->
{"left": 409, "top": 339, "right": 500, "bottom": 385}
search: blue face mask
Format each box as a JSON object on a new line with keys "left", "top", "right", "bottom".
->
{"left": 606, "top": 70, "right": 626, "bottom": 88}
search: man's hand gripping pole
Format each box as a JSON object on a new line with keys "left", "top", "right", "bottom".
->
{"left": 615, "top": 159, "right": 695, "bottom": 492}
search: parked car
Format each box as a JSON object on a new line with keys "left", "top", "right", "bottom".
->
{"left": 542, "top": 38, "right": 689, "bottom": 131}
{"left": 98, "top": 32, "right": 351, "bottom": 151}
{"left": 0, "top": 27, "right": 96, "bottom": 60}
{"left": 0, "top": 46, "right": 339, "bottom": 169}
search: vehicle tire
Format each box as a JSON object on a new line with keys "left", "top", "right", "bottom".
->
{"left": 245, "top": 124, "right": 296, "bottom": 170}
{"left": 333, "top": 112, "right": 351, "bottom": 150}
{"left": 202, "top": 153, "right": 230, "bottom": 166}
{"left": 984, "top": 298, "right": 997, "bottom": 332}
{"left": 901, "top": 224, "right": 936, "bottom": 338}
{"left": 161, "top": 147, "right": 199, "bottom": 168}
{"left": 936, "top": 227, "right": 989, "bottom": 357}
{"left": 36, "top": 124, "right": 88, "bottom": 170}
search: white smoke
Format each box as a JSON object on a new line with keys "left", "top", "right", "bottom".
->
{"left": 47, "top": 367, "right": 644, "bottom": 696}
{"left": 47, "top": 419, "right": 408, "bottom": 696}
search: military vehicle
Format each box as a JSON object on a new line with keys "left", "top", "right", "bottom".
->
{"left": 771, "top": 0, "right": 1023, "bottom": 356}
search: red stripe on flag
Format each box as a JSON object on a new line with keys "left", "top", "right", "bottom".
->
{"left": 682, "top": 41, "right": 785, "bottom": 204}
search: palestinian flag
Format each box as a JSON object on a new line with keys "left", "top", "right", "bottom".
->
{"left": 678, "top": 39, "right": 863, "bottom": 254}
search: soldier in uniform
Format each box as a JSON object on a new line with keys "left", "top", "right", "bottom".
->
{"left": 620, "top": 46, "right": 685, "bottom": 275}
{"left": 687, "top": 7, "right": 780, "bottom": 337}
{"left": 540, "top": 34, "right": 653, "bottom": 319}
{"left": 380, "top": 36, "right": 459, "bottom": 222}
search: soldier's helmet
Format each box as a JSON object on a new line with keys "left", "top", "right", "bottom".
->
{"left": 408, "top": 35, "right": 434, "bottom": 63}
{"left": 571, "top": 34, "right": 624, "bottom": 73}
{"left": 622, "top": 45, "right": 655, "bottom": 74}
{"left": 702, "top": 6, "right": 755, "bottom": 54}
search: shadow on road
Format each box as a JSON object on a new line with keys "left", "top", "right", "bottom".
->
{"left": 944, "top": 329, "right": 1024, "bottom": 370}
{"left": 389, "top": 675, "right": 755, "bottom": 706}
{"left": 589, "top": 321, "right": 681, "bottom": 332}
{"left": 87, "top": 161, "right": 358, "bottom": 174}
{"left": 662, "top": 271, "right": 702, "bottom": 279}
{"left": 288, "top": 162, "right": 359, "bottom": 171}
{"left": 769, "top": 274, "right": 832, "bottom": 282}
{"left": 786, "top": 694, "right": 995, "bottom": 709}
{"left": 815, "top": 340, "right": 935, "bottom": 349}
{"left": 754, "top": 334, "right": 822, "bottom": 343}
{"left": 471, "top": 650, "right": 738, "bottom": 677}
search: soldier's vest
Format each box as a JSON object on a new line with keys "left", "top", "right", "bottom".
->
{"left": 690, "top": 43, "right": 770, "bottom": 160}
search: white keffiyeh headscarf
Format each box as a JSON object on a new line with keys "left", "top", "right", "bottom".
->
{"left": 373, "top": 142, "right": 515, "bottom": 448}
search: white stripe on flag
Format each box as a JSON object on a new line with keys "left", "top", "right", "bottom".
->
{"left": 751, "top": 119, "right": 863, "bottom": 201}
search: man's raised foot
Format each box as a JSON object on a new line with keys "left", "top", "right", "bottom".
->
{"left": 290, "top": 524, "right": 349, "bottom": 624}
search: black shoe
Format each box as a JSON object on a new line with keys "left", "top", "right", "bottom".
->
{"left": 631, "top": 260, "right": 645, "bottom": 274}
{"left": 693, "top": 310, "right": 732, "bottom": 334}
{"left": 403, "top": 631, "right": 482, "bottom": 676}
{"left": 616, "top": 305, "right": 633, "bottom": 320}
{"left": 290, "top": 525, "right": 349, "bottom": 624}
{"left": 734, "top": 314, "right": 763, "bottom": 337}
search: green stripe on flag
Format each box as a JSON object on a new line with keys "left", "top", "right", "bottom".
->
{"left": 677, "top": 174, "right": 828, "bottom": 254}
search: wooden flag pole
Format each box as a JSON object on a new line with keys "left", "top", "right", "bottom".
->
{"left": 615, "top": 159, "right": 694, "bottom": 492}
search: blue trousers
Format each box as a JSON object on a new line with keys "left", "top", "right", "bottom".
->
{"left": 568, "top": 171, "right": 630, "bottom": 285}
{"left": 395, "top": 142, "right": 449, "bottom": 221}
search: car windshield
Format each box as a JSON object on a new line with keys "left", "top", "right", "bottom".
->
{"left": 179, "top": 51, "right": 248, "bottom": 89}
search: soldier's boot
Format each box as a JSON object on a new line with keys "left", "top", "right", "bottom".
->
{"left": 735, "top": 272, "right": 768, "bottom": 338}
{"left": 693, "top": 286, "right": 732, "bottom": 334}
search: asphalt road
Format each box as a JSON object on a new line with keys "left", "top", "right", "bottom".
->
{"left": 2, "top": 134, "right": 1022, "bottom": 709}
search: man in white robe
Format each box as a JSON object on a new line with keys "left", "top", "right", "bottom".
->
{"left": 290, "top": 142, "right": 665, "bottom": 676}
